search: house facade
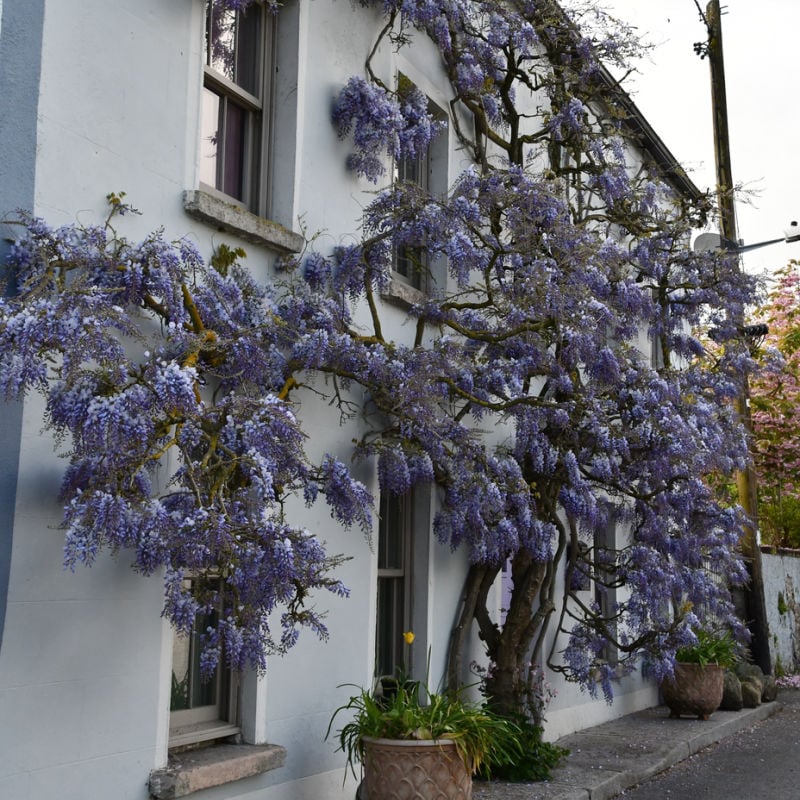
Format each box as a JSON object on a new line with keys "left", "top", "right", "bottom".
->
{"left": 0, "top": 2, "right": 704, "bottom": 799}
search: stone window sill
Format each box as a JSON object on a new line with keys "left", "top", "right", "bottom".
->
{"left": 149, "top": 743, "right": 287, "bottom": 799}
{"left": 381, "top": 276, "right": 426, "bottom": 308}
{"left": 183, "top": 189, "right": 304, "bottom": 255}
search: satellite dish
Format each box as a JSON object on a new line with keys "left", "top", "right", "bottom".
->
{"left": 693, "top": 232, "right": 724, "bottom": 252}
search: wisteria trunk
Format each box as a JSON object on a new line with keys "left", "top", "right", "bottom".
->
{"left": 447, "top": 552, "right": 556, "bottom": 725}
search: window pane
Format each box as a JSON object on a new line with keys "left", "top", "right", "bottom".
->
{"left": 398, "top": 152, "right": 420, "bottom": 185}
{"left": 171, "top": 632, "right": 192, "bottom": 712}
{"left": 378, "top": 494, "right": 405, "bottom": 570}
{"left": 376, "top": 492, "right": 412, "bottom": 677}
{"left": 222, "top": 100, "right": 246, "bottom": 200}
{"left": 170, "top": 607, "right": 218, "bottom": 712}
{"left": 192, "top": 610, "right": 219, "bottom": 707}
{"left": 206, "top": 3, "right": 237, "bottom": 81}
{"left": 376, "top": 576, "right": 405, "bottom": 677}
{"left": 394, "top": 246, "right": 426, "bottom": 290}
{"left": 205, "top": 1, "right": 261, "bottom": 95}
{"left": 200, "top": 87, "right": 221, "bottom": 189}
{"left": 394, "top": 142, "right": 430, "bottom": 289}
{"left": 397, "top": 150, "right": 429, "bottom": 191}
{"left": 395, "top": 246, "right": 411, "bottom": 281}
{"left": 201, "top": 88, "right": 255, "bottom": 204}
{"left": 235, "top": 6, "right": 261, "bottom": 96}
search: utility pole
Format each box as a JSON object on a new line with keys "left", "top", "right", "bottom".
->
{"left": 704, "top": 0, "right": 771, "bottom": 674}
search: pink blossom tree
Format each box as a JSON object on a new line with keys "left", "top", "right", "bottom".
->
{"left": 751, "top": 262, "right": 800, "bottom": 548}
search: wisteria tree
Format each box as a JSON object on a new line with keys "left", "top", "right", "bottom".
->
{"left": 0, "top": 0, "right": 755, "bottom": 721}
{"left": 324, "top": 0, "right": 753, "bottom": 714}
{"left": 750, "top": 262, "right": 800, "bottom": 548}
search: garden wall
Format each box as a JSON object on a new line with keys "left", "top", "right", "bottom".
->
{"left": 761, "top": 546, "right": 800, "bottom": 675}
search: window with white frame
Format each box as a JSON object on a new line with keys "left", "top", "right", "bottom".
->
{"left": 200, "top": 0, "right": 273, "bottom": 214}
{"left": 169, "top": 577, "right": 240, "bottom": 748}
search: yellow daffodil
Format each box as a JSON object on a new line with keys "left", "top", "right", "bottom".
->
{"left": 402, "top": 631, "right": 415, "bottom": 645}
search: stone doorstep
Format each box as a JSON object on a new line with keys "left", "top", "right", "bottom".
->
{"left": 149, "top": 743, "right": 287, "bottom": 799}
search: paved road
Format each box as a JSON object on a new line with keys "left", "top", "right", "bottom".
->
{"left": 611, "top": 691, "right": 800, "bottom": 799}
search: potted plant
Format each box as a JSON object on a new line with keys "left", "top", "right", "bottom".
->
{"left": 327, "top": 677, "right": 523, "bottom": 799}
{"left": 661, "top": 628, "right": 738, "bottom": 720}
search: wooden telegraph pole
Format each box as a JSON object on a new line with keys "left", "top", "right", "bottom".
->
{"left": 704, "top": 0, "right": 771, "bottom": 673}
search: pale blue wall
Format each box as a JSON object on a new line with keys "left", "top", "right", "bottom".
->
{"left": 0, "top": 0, "right": 45, "bottom": 654}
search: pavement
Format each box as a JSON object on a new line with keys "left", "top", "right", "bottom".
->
{"left": 472, "top": 695, "right": 782, "bottom": 800}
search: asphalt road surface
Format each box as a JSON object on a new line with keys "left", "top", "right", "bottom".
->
{"left": 612, "top": 690, "right": 800, "bottom": 799}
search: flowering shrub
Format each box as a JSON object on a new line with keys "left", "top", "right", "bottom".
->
{"left": 1, "top": 0, "right": 758, "bottom": 716}
{"left": 0, "top": 197, "right": 372, "bottom": 674}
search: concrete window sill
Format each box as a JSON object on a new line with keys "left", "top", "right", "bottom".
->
{"left": 149, "top": 743, "right": 287, "bottom": 799}
{"left": 183, "top": 189, "right": 304, "bottom": 255}
{"left": 381, "top": 277, "right": 426, "bottom": 308}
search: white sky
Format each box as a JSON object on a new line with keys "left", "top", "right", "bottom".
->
{"left": 603, "top": 0, "right": 800, "bottom": 275}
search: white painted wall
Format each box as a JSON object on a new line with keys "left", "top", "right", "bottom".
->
{"left": 0, "top": 393, "right": 166, "bottom": 800}
{"left": 0, "top": 0, "right": 684, "bottom": 797}
{"left": 0, "top": 1, "right": 476, "bottom": 798}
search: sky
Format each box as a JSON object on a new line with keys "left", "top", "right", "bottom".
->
{"left": 601, "top": 0, "right": 800, "bottom": 277}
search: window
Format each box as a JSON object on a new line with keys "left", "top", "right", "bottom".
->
{"left": 594, "top": 516, "right": 619, "bottom": 666}
{"left": 201, "top": 0, "right": 272, "bottom": 214}
{"left": 152, "top": 580, "right": 288, "bottom": 796}
{"left": 389, "top": 77, "right": 448, "bottom": 297}
{"left": 376, "top": 492, "right": 413, "bottom": 678}
{"left": 169, "top": 578, "right": 239, "bottom": 748}
{"left": 393, "top": 146, "right": 430, "bottom": 292}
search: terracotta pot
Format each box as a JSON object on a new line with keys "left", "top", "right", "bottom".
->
{"left": 661, "top": 662, "right": 725, "bottom": 720}
{"left": 362, "top": 736, "right": 472, "bottom": 800}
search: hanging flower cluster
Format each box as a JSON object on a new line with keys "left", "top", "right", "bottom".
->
{"left": 1, "top": 0, "right": 760, "bottom": 708}
{"left": 0, "top": 199, "right": 372, "bottom": 674}
{"left": 322, "top": 0, "right": 756, "bottom": 701}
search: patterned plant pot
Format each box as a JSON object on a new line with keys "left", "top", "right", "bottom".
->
{"left": 661, "top": 662, "right": 725, "bottom": 720}
{"left": 362, "top": 736, "right": 472, "bottom": 800}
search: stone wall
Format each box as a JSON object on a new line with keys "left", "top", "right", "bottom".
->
{"left": 761, "top": 547, "right": 800, "bottom": 675}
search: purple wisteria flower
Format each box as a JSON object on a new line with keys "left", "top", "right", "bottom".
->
{"left": 0, "top": 205, "right": 375, "bottom": 674}
{"left": 1, "top": 0, "right": 757, "bottom": 707}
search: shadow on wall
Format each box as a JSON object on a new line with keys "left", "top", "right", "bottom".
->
{"left": 0, "top": 0, "right": 48, "bottom": 656}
